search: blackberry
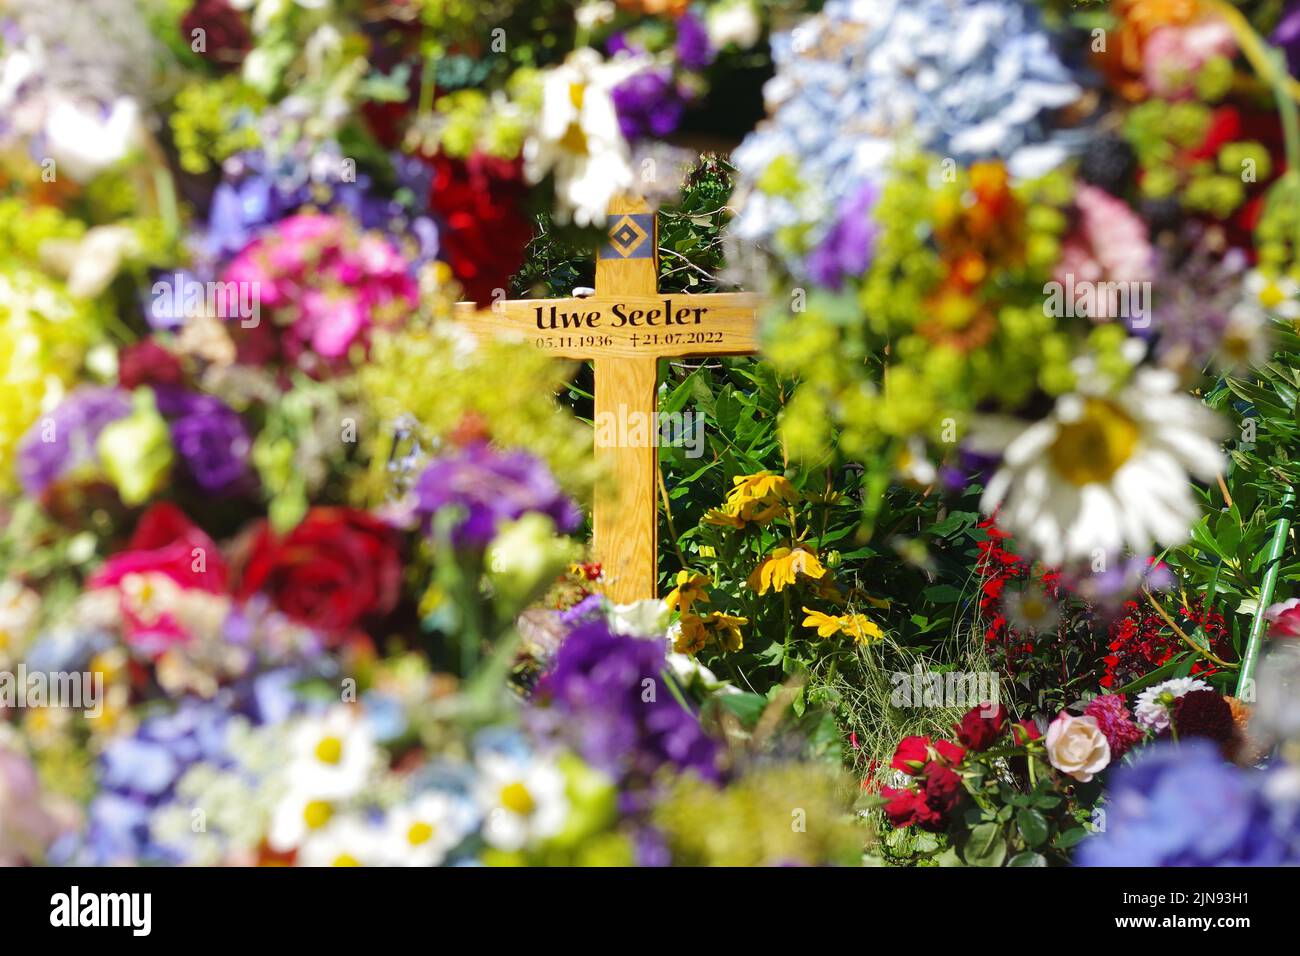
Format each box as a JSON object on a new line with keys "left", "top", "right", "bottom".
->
{"left": 1140, "top": 196, "right": 1183, "bottom": 235}
{"left": 1078, "top": 136, "right": 1137, "bottom": 196}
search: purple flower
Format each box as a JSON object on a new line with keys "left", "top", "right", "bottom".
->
{"left": 612, "top": 69, "right": 688, "bottom": 142}
{"left": 676, "top": 11, "right": 715, "bottom": 70}
{"left": 807, "top": 181, "right": 880, "bottom": 289}
{"left": 1275, "top": 3, "right": 1300, "bottom": 78}
{"left": 534, "top": 622, "right": 720, "bottom": 788}
{"left": 16, "top": 386, "right": 132, "bottom": 496}
{"left": 153, "top": 387, "right": 253, "bottom": 495}
{"left": 1076, "top": 741, "right": 1300, "bottom": 866}
{"left": 412, "top": 443, "right": 582, "bottom": 548}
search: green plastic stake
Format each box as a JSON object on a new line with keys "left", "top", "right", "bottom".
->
{"left": 1238, "top": 487, "right": 1295, "bottom": 698}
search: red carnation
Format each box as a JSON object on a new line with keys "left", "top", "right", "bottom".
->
{"left": 119, "top": 340, "right": 185, "bottom": 391}
{"left": 955, "top": 704, "right": 1007, "bottom": 751}
{"left": 238, "top": 507, "right": 402, "bottom": 638}
{"left": 890, "top": 736, "right": 931, "bottom": 776}
{"left": 424, "top": 151, "right": 534, "bottom": 304}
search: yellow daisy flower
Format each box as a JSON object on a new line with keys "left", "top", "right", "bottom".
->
{"left": 721, "top": 472, "right": 799, "bottom": 525}
{"left": 801, "top": 608, "right": 843, "bottom": 638}
{"left": 704, "top": 612, "right": 748, "bottom": 653}
{"left": 675, "top": 613, "right": 709, "bottom": 655}
{"left": 664, "top": 570, "right": 711, "bottom": 615}
{"left": 747, "top": 546, "right": 828, "bottom": 595}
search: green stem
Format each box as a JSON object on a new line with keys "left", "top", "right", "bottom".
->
{"left": 1238, "top": 488, "right": 1295, "bottom": 697}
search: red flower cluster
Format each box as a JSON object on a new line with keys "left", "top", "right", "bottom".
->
{"left": 423, "top": 151, "right": 534, "bottom": 305}
{"left": 975, "top": 518, "right": 1063, "bottom": 669}
{"left": 238, "top": 507, "right": 402, "bottom": 639}
{"left": 1102, "top": 596, "right": 1230, "bottom": 689}
{"left": 880, "top": 706, "right": 1043, "bottom": 832}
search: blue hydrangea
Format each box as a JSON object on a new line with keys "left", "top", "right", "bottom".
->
{"left": 730, "top": 0, "right": 1081, "bottom": 280}
{"left": 1076, "top": 741, "right": 1300, "bottom": 866}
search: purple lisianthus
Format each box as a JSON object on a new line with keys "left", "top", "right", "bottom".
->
{"left": 412, "top": 443, "right": 582, "bottom": 548}
{"left": 612, "top": 69, "right": 688, "bottom": 142}
{"left": 807, "top": 181, "right": 880, "bottom": 289}
{"left": 533, "top": 622, "right": 721, "bottom": 789}
{"left": 16, "top": 386, "right": 132, "bottom": 496}
{"left": 1075, "top": 741, "right": 1300, "bottom": 866}
{"left": 675, "top": 11, "right": 715, "bottom": 70}
{"left": 153, "top": 387, "right": 253, "bottom": 495}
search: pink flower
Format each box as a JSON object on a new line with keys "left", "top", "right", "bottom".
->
{"left": 90, "top": 503, "right": 228, "bottom": 649}
{"left": 220, "top": 213, "right": 417, "bottom": 368}
{"left": 1055, "top": 185, "right": 1154, "bottom": 322}
{"left": 1083, "top": 694, "right": 1144, "bottom": 760}
{"left": 1266, "top": 598, "right": 1300, "bottom": 639}
{"left": 1144, "top": 21, "right": 1236, "bottom": 100}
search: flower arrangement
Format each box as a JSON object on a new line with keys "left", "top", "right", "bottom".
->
{"left": 3, "top": 0, "right": 1300, "bottom": 873}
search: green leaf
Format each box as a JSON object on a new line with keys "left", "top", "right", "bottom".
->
{"left": 1007, "top": 851, "right": 1048, "bottom": 867}
{"left": 1016, "top": 808, "right": 1049, "bottom": 848}
{"left": 961, "top": 822, "right": 1007, "bottom": 867}
{"left": 1054, "top": 827, "right": 1090, "bottom": 850}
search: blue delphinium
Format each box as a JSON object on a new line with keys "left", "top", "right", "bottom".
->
{"left": 731, "top": 0, "right": 1080, "bottom": 284}
{"left": 1076, "top": 741, "right": 1300, "bottom": 866}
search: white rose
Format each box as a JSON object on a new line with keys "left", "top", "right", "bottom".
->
{"left": 1044, "top": 713, "right": 1111, "bottom": 782}
{"left": 707, "top": 1, "right": 762, "bottom": 51}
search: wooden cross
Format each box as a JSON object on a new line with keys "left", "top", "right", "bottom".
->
{"left": 453, "top": 195, "right": 764, "bottom": 603}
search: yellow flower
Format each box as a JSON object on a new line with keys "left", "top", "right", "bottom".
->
{"left": 675, "top": 613, "right": 709, "bottom": 655}
{"left": 701, "top": 506, "right": 746, "bottom": 529}
{"left": 704, "top": 612, "right": 748, "bottom": 653}
{"left": 839, "top": 613, "right": 884, "bottom": 646}
{"left": 665, "top": 570, "right": 711, "bottom": 615}
{"left": 719, "top": 472, "right": 799, "bottom": 525}
{"left": 747, "top": 546, "right": 828, "bottom": 595}
{"left": 801, "top": 608, "right": 843, "bottom": 638}
{"left": 801, "top": 607, "right": 884, "bottom": 646}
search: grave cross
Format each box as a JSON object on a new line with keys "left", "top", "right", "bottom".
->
{"left": 454, "top": 195, "right": 764, "bottom": 603}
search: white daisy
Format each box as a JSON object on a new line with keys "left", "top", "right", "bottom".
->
{"left": 1240, "top": 269, "right": 1300, "bottom": 321}
{"left": 267, "top": 788, "right": 339, "bottom": 852}
{"left": 381, "top": 792, "right": 477, "bottom": 867}
{"left": 1134, "top": 677, "right": 1210, "bottom": 732}
{"left": 971, "top": 368, "right": 1224, "bottom": 567}
{"left": 284, "top": 706, "right": 378, "bottom": 800}
{"left": 1003, "top": 581, "right": 1059, "bottom": 636}
{"left": 1217, "top": 302, "right": 1272, "bottom": 372}
{"left": 474, "top": 752, "right": 569, "bottom": 852}
{"left": 523, "top": 49, "right": 638, "bottom": 227}
{"left": 297, "top": 814, "right": 385, "bottom": 868}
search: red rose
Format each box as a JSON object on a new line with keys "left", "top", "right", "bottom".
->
{"left": 238, "top": 507, "right": 402, "bottom": 637}
{"left": 880, "top": 786, "right": 921, "bottom": 828}
{"left": 920, "top": 762, "right": 965, "bottom": 826}
{"left": 424, "top": 151, "right": 534, "bottom": 304}
{"left": 933, "top": 739, "right": 966, "bottom": 766}
{"left": 955, "top": 704, "right": 1007, "bottom": 751}
{"left": 119, "top": 340, "right": 186, "bottom": 391}
{"left": 890, "top": 736, "right": 932, "bottom": 776}
{"left": 1011, "top": 719, "right": 1042, "bottom": 745}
